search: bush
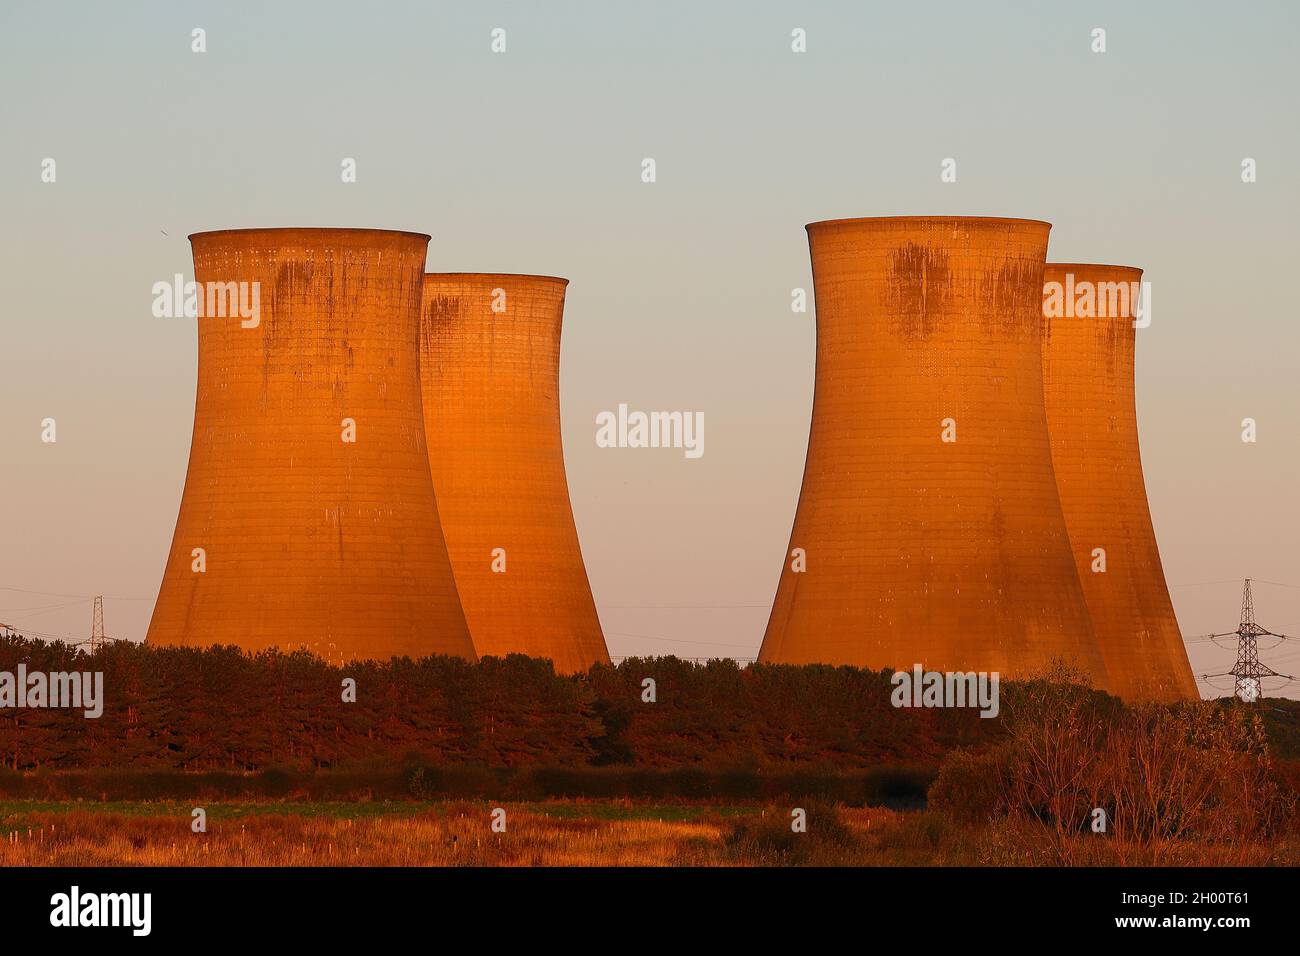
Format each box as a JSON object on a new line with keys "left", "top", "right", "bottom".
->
{"left": 864, "top": 764, "right": 936, "bottom": 809}
{"left": 406, "top": 765, "right": 505, "bottom": 800}
{"left": 928, "top": 747, "right": 1009, "bottom": 824}
{"left": 929, "top": 663, "right": 1298, "bottom": 862}
{"left": 723, "top": 801, "right": 855, "bottom": 864}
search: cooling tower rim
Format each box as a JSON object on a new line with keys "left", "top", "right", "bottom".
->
{"left": 806, "top": 214, "right": 1051, "bottom": 232}
{"left": 423, "top": 272, "right": 569, "bottom": 286}
{"left": 188, "top": 227, "right": 432, "bottom": 243}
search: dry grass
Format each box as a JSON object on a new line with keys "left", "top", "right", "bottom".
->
{"left": 0, "top": 803, "right": 728, "bottom": 867}
{"left": 1, "top": 801, "right": 1296, "bottom": 866}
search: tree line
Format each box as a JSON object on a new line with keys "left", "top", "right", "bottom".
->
{"left": 0, "top": 636, "right": 993, "bottom": 771}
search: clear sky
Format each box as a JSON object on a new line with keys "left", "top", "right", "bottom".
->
{"left": 1, "top": 0, "right": 1297, "bottom": 698}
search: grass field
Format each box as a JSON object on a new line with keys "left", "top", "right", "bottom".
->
{"left": 3, "top": 799, "right": 1297, "bottom": 866}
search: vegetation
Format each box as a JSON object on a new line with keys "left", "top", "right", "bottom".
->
{"left": 0, "top": 636, "right": 990, "bottom": 771}
{"left": 3, "top": 637, "right": 1299, "bottom": 866}
{"left": 1, "top": 798, "right": 1296, "bottom": 867}
{"left": 929, "top": 664, "right": 1297, "bottom": 864}
{"left": 0, "top": 762, "right": 934, "bottom": 805}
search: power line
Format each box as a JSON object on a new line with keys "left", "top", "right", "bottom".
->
{"left": 605, "top": 630, "right": 759, "bottom": 650}
{"left": 609, "top": 655, "right": 757, "bottom": 665}
{"left": 602, "top": 604, "right": 770, "bottom": 610}
{"left": 0, "top": 599, "right": 91, "bottom": 614}
{"left": 0, "top": 623, "right": 75, "bottom": 642}
{"left": 0, "top": 586, "right": 150, "bottom": 601}
{"left": 1170, "top": 578, "right": 1300, "bottom": 591}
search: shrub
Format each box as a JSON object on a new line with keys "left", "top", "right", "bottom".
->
{"left": 930, "top": 661, "right": 1298, "bottom": 862}
{"left": 928, "top": 746, "right": 1009, "bottom": 824}
{"left": 723, "top": 801, "right": 854, "bottom": 864}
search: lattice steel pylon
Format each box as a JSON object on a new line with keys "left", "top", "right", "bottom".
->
{"left": 89, "top": 595, "right": 107, "bottom": 655}
{"left": 1229, "top": 579, "right": 1281, "bottom": 702}
{"left": 1197, "top": 579, "right": 1296, "bottom": 701}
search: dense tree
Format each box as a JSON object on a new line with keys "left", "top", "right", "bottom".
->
{"left": 0, "top": 636, "right": 997, "bottom": 771}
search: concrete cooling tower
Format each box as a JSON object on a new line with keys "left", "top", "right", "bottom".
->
{"left": 146, "top": 228, "right": 475, "bottom": 663}
{"left": 419, "top": 274, "right": 608, "bottom": 674}
{"left": 760, "top": 216, "right": 1108, "bottom": 688}
{"left": 1041, "top": 263, "right": 1196, "bottom": 701}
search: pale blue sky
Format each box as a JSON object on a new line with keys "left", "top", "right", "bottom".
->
{"left": 1, "top": 1, "right": 1297, "bottom": 696}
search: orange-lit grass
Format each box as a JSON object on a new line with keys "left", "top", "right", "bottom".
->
{"left": 0, "top": 803, "right": 724, "bottom": 866}
{"left": 0, "top": 802, "right": 1294, "bottom": 866}
{"left": 0, "top": 802, "right": 897, "bottom": 867}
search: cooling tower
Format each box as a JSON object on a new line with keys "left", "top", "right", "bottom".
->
{"left": 759, "top": 217, "right": 1108, "bottom": 687}
{"left": 1041, "top": 264, "right": 1196, "bottom": 701}
{"left": 419, "top": 274, "right": 609, "bottom": 674}
{"left": 146, "top": 228, "right": 475, "bottom": 663}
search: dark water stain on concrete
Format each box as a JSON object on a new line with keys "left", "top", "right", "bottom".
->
{"left": 982, "top": 260, "right": 1042, "bottom": 337}
{"left": 887, "top": 242, "right": 951, "bottom": 341}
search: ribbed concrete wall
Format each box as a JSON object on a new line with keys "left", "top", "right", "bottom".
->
{"left": 147, "top": 228, "right": 475, "bottom": 663}
{"left": 760, "top": 217, "right": 1108, "bottom": 687}
{"left": 420, "top": 274, "right": 608, "bottom": 674}
{"left": 1041, "top": 263, "right": 1196, "bottom": 700}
